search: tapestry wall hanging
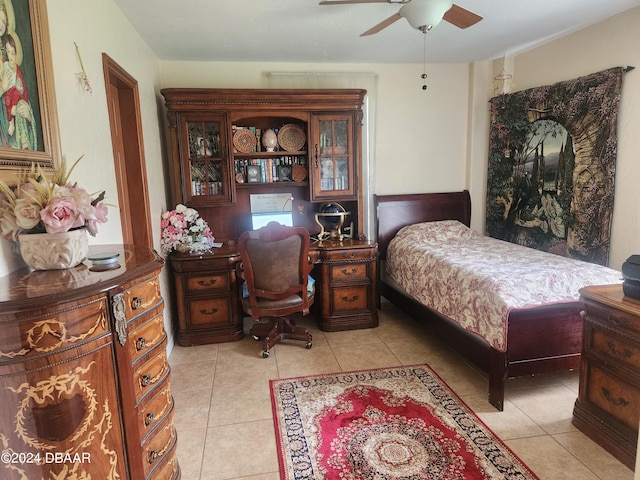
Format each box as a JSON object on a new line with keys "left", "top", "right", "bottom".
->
{"left": 486, "top": 67, "right": 626, "bottom": 266}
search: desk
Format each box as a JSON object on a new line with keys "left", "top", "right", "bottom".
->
{"left": 169, "top": 239, "right": 378, "bottom": 346}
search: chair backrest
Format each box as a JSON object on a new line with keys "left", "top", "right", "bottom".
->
{"left": 237, "top": 222, "right": 312, "bottom": 306}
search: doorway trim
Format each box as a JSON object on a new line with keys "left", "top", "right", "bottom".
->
{"left": 102, "top": 53, "right": 153, "bottom": 248}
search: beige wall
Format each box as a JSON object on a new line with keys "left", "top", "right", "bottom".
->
{"left": 493, "top": 8, "right": 639, "bottom": 271}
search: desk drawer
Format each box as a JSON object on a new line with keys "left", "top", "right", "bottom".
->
{"left": 188, "top": 297, "right": 232, "bottom": 326}
{"left": 587, "top": 366, "right": 640, "bottom": 431}
{"left": 186, "top": 272, "right": 229, "bottom": 292}
{"left": 323, "top": 248, "right": 375, "bottom": 263}
{"left": 330, "top": 263, "right": 368, "bottom": 281}
{"left": 332, "top": 285, "right": 370, "bottom": 312}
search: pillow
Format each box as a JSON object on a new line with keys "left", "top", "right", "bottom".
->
{"left": 394, "top": 220, "right": 476, "bottom": 243}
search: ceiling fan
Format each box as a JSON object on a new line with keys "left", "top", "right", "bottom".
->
{"left": 319, "top": 0, "right": 482, "bottom": 36}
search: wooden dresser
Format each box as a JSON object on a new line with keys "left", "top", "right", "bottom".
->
{"left": 0, "top": 245, "right": 180, "bottom": 480}
{"left": 574, "top": 284, "right": 639, "bottom": 470}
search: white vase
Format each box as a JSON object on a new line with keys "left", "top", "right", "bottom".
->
{"left": 18, "top": 228, "right": 89, "bottom": 270}
{"left": 262, "top": 128, "right": 278, "bottom": 152}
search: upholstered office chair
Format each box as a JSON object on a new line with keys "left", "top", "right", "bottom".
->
{"left": 237, "top": 222, "right": 314, "bottom": 357}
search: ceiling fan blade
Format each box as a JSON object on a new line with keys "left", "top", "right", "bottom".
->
{"left": 360, "top": 12, "right": 402, "bottom": 36}
{"left": 320, "top": 0, "right": 390, "bottom": 5}
{"left": 443, "top": 4, "right": 482, "bottom": 29}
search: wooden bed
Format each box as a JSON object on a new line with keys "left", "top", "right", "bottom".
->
{"left": 375, "top": 190, "right": 588, "bottom": 411}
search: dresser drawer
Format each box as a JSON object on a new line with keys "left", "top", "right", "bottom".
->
{"left": 124, "top": 277, "right": 162, "bottom": 320}
{"left": 583, "top": 299, "right": 640, "bottom": 337}
{"left": 331, "top": 285, "right": 370, "bottom": 312}
{"left": 128, "top": 315, "right": 166, "bottom": 366}
{"left": 0, "top": 296, "right": 109, "bottom": 363}
{"left": 138, "top": 380, "right": 173, "bottom": 439}
{"left": 330, "top": 262, "right": 369, "bottom": 281}
{"left": 133, "top": 347, "right": 169, "bottom": 403}
{"left": 186, "top": 272, "right": 229, "bottom": 292}
{"left": 188, "top": 297, "right": 233, "bottom": 326}
{"left": 591, "top": 328, "right": 640, "bottom": 370}
{"left": 143, "top": 413, "right": 177, "bottom": 478}
{"left": 148, "top": 451, "right": 179, "bottom": 480}
{"left": 587, "top": 366, "right": 640, "bottom": 431}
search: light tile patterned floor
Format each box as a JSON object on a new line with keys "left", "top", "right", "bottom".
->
{"left": 169, "top": 299, "right": 634, "bottom": 480}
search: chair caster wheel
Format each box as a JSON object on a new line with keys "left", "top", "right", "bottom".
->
{"left": 261, "top": 351, "right": 270, "bottom": 358}
{"left": 306, "top": 342, "right": 312, "bottom": 349}
{"left": 252, "top": 335, "right": 260, "bottom": 341}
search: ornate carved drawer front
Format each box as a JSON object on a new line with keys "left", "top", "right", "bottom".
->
{"left": 584, "top": 300, "right": 640, "bottom": 337}
{"left": 123, "top": 277, "right": 162, "bottom": 320}
{"left": 138, "top": 381, "right": 173, "bottom": 438}
{"left": 324, "top": 248, "right": 374, "bottom": 263}
{"left": 133, "top": 348, "right": 169, "bottom": 403}
{"left": 128, "top": 315, "right": 166, "bottom": 365}
{"left": 143, "top": 413, "right": 177, "bottom": 478}
{"left": 330, "top": 263, "right": 368, "bottom": 281}
{"left": 188, "top": 297, "right": 232, "bottom": 326}
{"left": 331, "top": 285, "right": 370, "bottom": 312}
{"left": 587, "top": 366, "right": 640, "bottom": 431}
{"left": 591, "top": 329, "right": 640, "bottom": 370}
{"left": 186, "top": 272, "right": 229, "bottom": 292}
{"left": 0, "top": 296, "right": 109, "bottom": 364}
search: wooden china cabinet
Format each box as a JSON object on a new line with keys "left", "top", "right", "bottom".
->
{"left": 0, "top": 245, "right": 179, "bottom": 480}
{"left": 161, "top": 89, "right": 378, "bottom": 344}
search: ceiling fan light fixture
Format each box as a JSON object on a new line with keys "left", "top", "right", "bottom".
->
{"left": 400, "top": 0, "right": 453, "bottom": 31}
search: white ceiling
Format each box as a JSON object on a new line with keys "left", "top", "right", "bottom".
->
{"left": 113, "top": 0, "right": 640, "bottom": 64}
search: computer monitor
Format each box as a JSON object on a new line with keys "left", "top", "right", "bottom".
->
{"left": 251, "top": 211, "right": 294, "bottom": 230}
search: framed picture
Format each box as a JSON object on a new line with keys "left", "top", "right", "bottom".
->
{"left": 0, "top": 0, "right": 61, "bottom": 184}
{"left": 246, "top": 165, "right": 261, "bottom": 183}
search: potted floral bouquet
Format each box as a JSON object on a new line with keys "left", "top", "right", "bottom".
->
{"left": 160, "top": 204, "right": 214, "bottom": 255}
{"left": 0, "top": 156, "right": 108, "bottom": 269}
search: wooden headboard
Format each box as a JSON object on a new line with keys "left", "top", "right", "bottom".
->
{"left": 374, "top": 190, "right": 471, "bottom": 259}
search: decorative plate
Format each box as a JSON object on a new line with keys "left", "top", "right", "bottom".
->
{"left": 292, "top": 165, "right": 307, "bottom": 182}
{"left": 277, "top": 124, "right": 306, "bottom": 152}
{"left": 233, "top": 129, "right": 257, "bottom": 153}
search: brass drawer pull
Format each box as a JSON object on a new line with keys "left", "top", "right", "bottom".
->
{"left": 197, "top": 278, "right": 218, "bottom": 287}
{"left": 140, "top": 374, "right": 151, "bottom": 387}
{"left": 131, "top": 297, "right": 143, "bottom": 310}
{"left": 341, "top": 268, "right": 358, "bottom": 276}
{"left": 606, "top": 341, "right": 634, "bottom": 359}
{"left": 601, "top": 387, "right": 629, "bottom": 407}
{"left": 136, "top": 337, "right": 147, "bottom": 351}
{"left": 200, "top": 308, "right": 219, "bottom": 316}
{"left": 341, "top": 295, "right": 359, "bottom": 302}
{"left": 145, "top": 412, "right": 155, "bottom": 426}
{"left": 148, "top": 450, "right": 159, "bottom": 464}
{"left": 341, "top": 252, "right": 356, "bottom": 259}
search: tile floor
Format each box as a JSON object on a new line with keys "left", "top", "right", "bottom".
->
{"left": 169, "top": 299, "right": 635, "bottom": 480}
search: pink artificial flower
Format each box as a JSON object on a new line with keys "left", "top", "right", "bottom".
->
{"left": 85, "top": 201, "right": 109, "bottom": 235}
{"left": 40, "top": 197, "right": 84, "bottom": 233}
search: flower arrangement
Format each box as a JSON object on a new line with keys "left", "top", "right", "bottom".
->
{"left": 160, "top": 204, "right": 214, "bottom": 255}
{"left": 0, "top": 156, "right": 108, "bottom": 242}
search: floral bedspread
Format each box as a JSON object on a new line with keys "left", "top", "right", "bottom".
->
{"left": 386, "top": 220, "right": 622, "bottom": 352}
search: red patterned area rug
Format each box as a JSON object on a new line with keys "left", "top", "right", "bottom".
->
{"left": 270, "top": 365, "right": 539, "bottom": 480}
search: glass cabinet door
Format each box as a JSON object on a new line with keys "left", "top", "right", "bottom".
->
{"left": 311, "top": 114, "right": 356, "bottom": 201}
{"left": 182, "top": 115, "right": 232, "bottom": 204}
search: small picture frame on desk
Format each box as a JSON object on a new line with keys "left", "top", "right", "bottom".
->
{"left": 246, "top": 165, "right": 260, "bottom": 183}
